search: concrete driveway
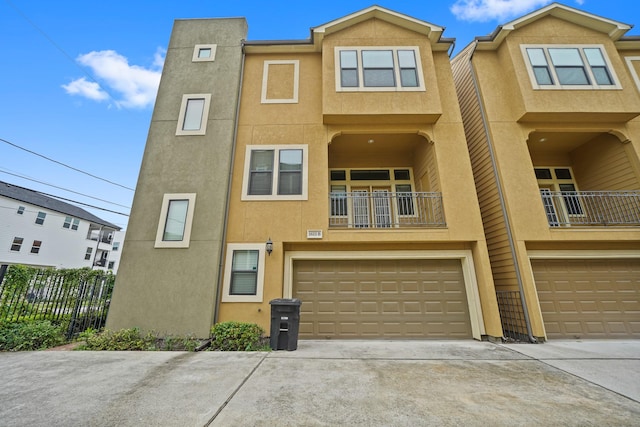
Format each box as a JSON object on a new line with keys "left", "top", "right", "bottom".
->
{"left": 1, "top": 340, "right": 639, "bottom": 426}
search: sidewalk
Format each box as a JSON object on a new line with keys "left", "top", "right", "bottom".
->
{"left": 1, "top": 340, "right": 639, "bottom": 426}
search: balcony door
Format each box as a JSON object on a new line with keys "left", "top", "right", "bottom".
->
{"left": 352, "top": 186, "right": 392, "bottom": 228}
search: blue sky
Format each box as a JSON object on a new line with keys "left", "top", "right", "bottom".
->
{"left": 1, "top": 0, "right": 638, "bottom": 230}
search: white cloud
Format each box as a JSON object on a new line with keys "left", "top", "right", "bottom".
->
{"left": 450, "top": 0, "right": 553, "bottom": 22}
{"left": 63, "top": 48, "right": 164, "bottom": 109}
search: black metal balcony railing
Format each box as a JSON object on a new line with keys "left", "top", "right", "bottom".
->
{"left": 329, "top": 191, "right": 446, "bottom": 228}
{"left": 540, "top": 190, "right": 640, "bottom": 227}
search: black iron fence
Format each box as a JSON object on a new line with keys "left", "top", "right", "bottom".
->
{"left": 0, "top": 265, "right": 115, "bottom": 339}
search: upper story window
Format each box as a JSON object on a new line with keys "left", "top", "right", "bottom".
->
{"left": 176, "top": 94, "right": 211, "bottom": 136}
{"left": 112, "top": 242, "right": 120, "bottom": 251}
{"left": 154, "top": 193, "right": 197, "bottom": 248}
{"left": 17, "top": 206, "right": 25, "bottom": 215}
{"left": 63, "top": 216, "right": 80, "bottom": 230}
{"left": 335, "top": 47, "right": 425, "bottom": 92}
{"left": 192, "top": 44, "right": 217, "bottom": 62}
{"left": 241, "top": 145, "right": 308, "bottom": 201}
{"left": 522, "top": 45, "right": 620, "bottom": 90}
{"left": 35, "top": 211, "right": 46, "bottom": 225}
{"left": 10, "top": 237, "right": 23, "bottom": 252}
{"left": 31, "top": 240, "right": 42, "bottom": 254}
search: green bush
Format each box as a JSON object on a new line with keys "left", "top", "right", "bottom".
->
{"left": 210, "top": 321, "right": 266, "bottom": 351}
{"left": 77, "top": 328, "right": 157, "bottom": 351}
{"left": 0, "top": 320, "right": 66, "bottom": 351}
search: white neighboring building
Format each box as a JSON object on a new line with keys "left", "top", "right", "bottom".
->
{"left": 0, "top": 181, "right": 124, "bottom": 273}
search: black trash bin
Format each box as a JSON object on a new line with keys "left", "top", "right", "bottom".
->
{"left": 269, "top": 298, "right": 302, "bottom": 351}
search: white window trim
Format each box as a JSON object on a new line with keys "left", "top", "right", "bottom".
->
{"left": 154, "top": 193, "right": 197, "bottom": 248}
{"left": 192, "top": 44, "right": 217, "bottom": 62}
{"left": 521, "top": 44, "right": 621, "bottom": 90}
{"left": 261, "top": 60, "right": 300, "bottom": 104}
{"left": 334, "top": 46, "right": 426, "bottom": 92}
{"left": 241, "top": 144, "right": 308, "bottom": 201}
{"left": 624, "top": 56, "right": 640, "bottom": 92}
{"left": 221, "top": 243, "right": 266, "bottom": 303}
{"left": 176, "top": 94, "right": 212, "bottom": 136}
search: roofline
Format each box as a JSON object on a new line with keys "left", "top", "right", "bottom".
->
{"left": 475, "top": 2, "right": 632, "bottom": 50}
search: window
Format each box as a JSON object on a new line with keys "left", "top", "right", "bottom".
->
{"left": 175, "top": 94, "right": 211, "bottom": 135}
{"left": 112, "top": 242, "right": 120, "bottom": 251}
{"left": 63, "top": 216, "right": 80, "bottom": 230}
{"left": 154, "top": 193, "right": 197, "bottom": 248}
{"left": 108, "top": 261, "right": 115, "bottom": 270}
{"left": 242, "top": 145, "right": 308, "bottom": 200}
{"left": 10, "top": 237, "right": 23, "bottom": 252}
{"left": 85, "top": 247, "right": 93, "bottom": 260}
{"left": 17, "top": 206, "right": 25, "bottom": 215}
{"left": 31, "top": 240, "right": 42, "bottom": 254}
{"left": 335, "top": 47, "right": 425, "bottom": 92}
{"left": 35, "top": 211, "right": 46, "bottom": 225}
{"left": 535, "top": 167, "right": 584, "bottom": 223}
{"left": 192, "top": 44, "right": 217, "bottom": 62}
{"left": 222, "top": 243, "right": 266, "bottom": 302}
{"left": 523, "top": 45, "right": 619, "bottom": 89}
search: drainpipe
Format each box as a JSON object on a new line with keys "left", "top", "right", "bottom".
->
{"left": 213, "top": 40, "right": 246, "bottom": 325}
{"left": 467, "top": 43, "right": 537, "bottom": 343}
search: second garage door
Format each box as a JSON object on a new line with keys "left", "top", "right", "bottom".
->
{"left": 293, "top": 258, "right": 472, "bottom": 339}
{"left": 533, "top": 258, "right": 640, "bottom": 339}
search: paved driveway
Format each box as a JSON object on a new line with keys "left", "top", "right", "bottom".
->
{"left": 1, "top": 340, "right": 639, "bottom": 426}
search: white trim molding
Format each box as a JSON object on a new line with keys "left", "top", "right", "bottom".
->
{"left": 261, "top": 60, "right": 300, "bottom": 104}
{"left": 192, "top": 44, "right": 217, "bottom": 62}
{"left": 221, "top": 243, "right": 267, "bottom": 303}
{"left": 154, "top": 193, "right": 196, "bottom": 248}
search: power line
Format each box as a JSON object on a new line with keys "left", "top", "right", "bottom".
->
{"left": 33, "top": 190, "right": 130, "bottom": 217}
{"left": 0, "top": 169, "right": 131, "bottom": 209}
{"left": 0, "top": 137, "right": 135, "bottom": 191}
{"left": 4, "top": 0, "right": 120, "bottom": 104}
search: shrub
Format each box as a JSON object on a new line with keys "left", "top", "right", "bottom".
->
{"left": 77, "top": 328, "right": 157, "bottom": 351}
{"left": 210, "top": 321, "right": 266, "bottom": 351}
{"left": 0, "top": 320, "right": 65, "bottom": 351}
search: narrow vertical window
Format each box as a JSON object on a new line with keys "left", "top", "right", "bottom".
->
{"left": 340, "top": 50, "right": 359, "bottom": 87}
{"left": 398, "top": 50, "right": 418, "bottom": 87}
{"left": 85, "top": 247, "right": 93, "bottom": 260}
{"left": 230, "top": 250, "right": 259, "bottom": 295}
{"left": 112, "top": 242, "right": 120, "bottom": 251}
{"left": 10, "top": 237, "right": 23, "bottom": 251}
{"left": 63, "top": 216, "right": 72, "bottom": 229}
{"left": 17, "top": 206, "right": 25, "bottom": 215}
{"left": 31, "top": 240, "right": 42, "bottom": 254}
{"left": 162, "top": 199, "right": 189, "bottom": 241}
{"left": 396, "top": 184, "right": 415, "bottom": 216}
{"left": 182, "top": 98, "right": 205, "bottom": 131}
{"left": 584, "top": 48, "right": 613, "bottom": 85}
{"left": 362, "top": 50, "right": 395, "bottom": 87}
{"left": 527, "top": 48, "right": 553, "bottom": 85}
{"left": 248, "top": 150, "right": 274, "bottom": 195}
{"left": 35, "top": 212, "right": 46, "bottom": 225}
{"left": 278, "top": 149, "right": 302, "bottom": 195}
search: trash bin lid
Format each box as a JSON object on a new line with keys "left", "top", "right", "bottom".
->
{"left": 269, "top": 298, "right": 302, "bottom": 306}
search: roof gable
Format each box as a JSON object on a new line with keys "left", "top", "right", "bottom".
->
{"left": 476, "top": 2, "right": 632, "bottom": 50}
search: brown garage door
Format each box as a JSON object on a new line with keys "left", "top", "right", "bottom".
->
{"left": 533, "top": 258, "right": 640, "bottom": 339}
{"left": 293, "top": 258, "right": 472, "bottom": 339}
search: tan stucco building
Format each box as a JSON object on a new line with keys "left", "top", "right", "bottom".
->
{"left": 108, "top": 3, "right": 639, "bottom": 341}
{"left": 452, "top": 3, "right": 640, "bottom": 340}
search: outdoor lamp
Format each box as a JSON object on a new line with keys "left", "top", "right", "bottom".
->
{"left": 266, "top": 238, "right": 273, "bottom": 256}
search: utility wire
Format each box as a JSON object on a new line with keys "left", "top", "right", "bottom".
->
{"left": 0, "top": 137, "right": 135, "bottom": 191}
{"left": 33, "top": 190, "right": 130, "bottom": 217}
{"left": 4, "top": 0, "right": 120, "bottom": 104}
{"left": 0, "top": 169, "right": 131, "bottom": 209}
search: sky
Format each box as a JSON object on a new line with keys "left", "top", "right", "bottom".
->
{"left": 1, "top": 0, "right": 639, "bottom": 230}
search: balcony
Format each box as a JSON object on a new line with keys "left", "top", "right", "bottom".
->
{"left": 540, "top": 191, "right": 640, "bottom": 227}
{"left": 329, "top": 191, "right": 445, "bottom": 228}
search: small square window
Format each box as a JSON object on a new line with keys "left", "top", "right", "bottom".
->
{"left": 554, "top": 168, "right": 573, "bottom": 180}
{"left": 35, "top": 212, "right": 46, "bottom": 225}
{"left": 10, "top": 237, "right": 23, "bottom": 252}
{"left": 63, "top": 216, "right": 73, "bottom": 229}
{"left": 17, "top": 206, "right": 25, "bottom": 215}
{"left": 112, "top": 242, "right": 120, "bottom": 251}
{"left": 535, "top": 168, "right": 552, "bottom": 179}
{"left": 192, "top": 44, "right": 217, "bottom": 62}
{"left": 31, "top": 240, "right": 42, "bottom": 254}
{"left": 108, "top": 261, "right": 115, "bottom": 270}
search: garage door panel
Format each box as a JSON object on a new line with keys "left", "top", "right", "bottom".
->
{"left": 533, "top": 259, "right": 640, "bottom": 339}
{"left": 294, "top": 259, "right": 472, "bottom": 339}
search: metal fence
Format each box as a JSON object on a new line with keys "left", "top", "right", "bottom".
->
{"left": 0, "top": 265, "right": 115, "bottom": 339}
{"left": 329, "top": 191, "right": 446, "bottom": 228}
{"left": 540, "top": 190, "right": 640, "bottom": 227}
{"left": 496, "top": 290, "right": 529, "bottom": 342}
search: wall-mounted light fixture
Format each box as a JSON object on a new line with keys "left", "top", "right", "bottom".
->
{"left": 265, "top": 237, "right": 273, "bottom": 256}
{"left": 367, "top": 139, "right": 375, "bottom": 144}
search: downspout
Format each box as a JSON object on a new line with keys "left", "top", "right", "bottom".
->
{"left": 467, "top": 43, "right": 537, "bottom": 343}
{"left": 213, "top": 40, "right": 246, "bottom": 325}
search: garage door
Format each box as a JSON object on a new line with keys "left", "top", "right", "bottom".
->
{"left": 293, "top": 259, "right": 472, "bottom": 339}
{"left": 533, "top": 259, "right": 640, "bottom": 339}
